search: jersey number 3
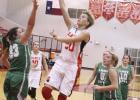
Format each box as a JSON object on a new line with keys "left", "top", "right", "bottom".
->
{"left": 9, "top": 44, "right": 19, "bottom": 59}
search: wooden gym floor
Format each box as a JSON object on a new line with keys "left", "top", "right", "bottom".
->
{"left": 0, "top": 69, "right": 140, "bottom": 100}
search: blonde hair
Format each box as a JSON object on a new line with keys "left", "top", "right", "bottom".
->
{"left": 112, "top": 54, "right": 118, "bottom": 67}
{"left": 106, "top": 50, "right": 118, "bottom": 67}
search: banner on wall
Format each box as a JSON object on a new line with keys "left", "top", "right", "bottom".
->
{"left": 102, "top": 1, "right": 116, "bottom": 20}
{"left": 89, "top": 0, "right": 104, "bottom": 19}
{"left": 116, "top": 2, "right": 132, "bottom": 23}
{"left": 46, "top": 0, "right": 62, "bottom": 15}
{"left": 130, "top": 3, "right": 140, "bottom": 24}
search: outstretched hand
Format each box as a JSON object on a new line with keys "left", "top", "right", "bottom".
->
{"left": 32, "top": 0, "right": 39, "bottom": 9}
{"left": 93, "top": 85, "right": 102, "bottom": 91}
{"left": 49, "top": 30, "right": 58, "bottom": 38}
{"left": 84, "top": 84, "right": 91, "bottom": 93}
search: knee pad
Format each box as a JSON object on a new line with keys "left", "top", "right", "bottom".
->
{"left": 42, "top": 86, "right": 52, "bottom": 100}
{"left": 58, "top": 93, "right": 67, "bottom": 100}
{"left": 28, "top": 88, "right": 31, "bottom": 96}
{"left": 30, "top": 87, "right": 36, "bottom": 98}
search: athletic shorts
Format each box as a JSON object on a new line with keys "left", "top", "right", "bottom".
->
{"left": 29, "top": 70, "right": 42, "bottom": 88}
{"left": 4, "top": 71, "right": 28, "bottom": 100}
{"left": 45, "top": 59, "right": 78, "bottom": 96}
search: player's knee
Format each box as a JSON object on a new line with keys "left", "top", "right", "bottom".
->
{"left": 58, "top": 93, "right": 67, "bottom": 100}
{"left": 42, "top": 86, "right": 52, "bottom": 100}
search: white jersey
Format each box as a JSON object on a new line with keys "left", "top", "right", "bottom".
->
{"left": 31, "top": 51, "right": 43, "bottom": 71}
{"left": 46, "top": 26, "right": 89, "bottom": 96}
{"left": 56, "top": 26, "right": 88, "bottom": 65}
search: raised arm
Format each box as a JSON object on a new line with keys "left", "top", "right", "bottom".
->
{"left": 20, "top": 0, "right": 38, "bottom": 44}
{"left": 50, "top": 30, "right": 90, "bottom": 43}
{"left": 59, "top": 0, "right": 73, "bottom": 29}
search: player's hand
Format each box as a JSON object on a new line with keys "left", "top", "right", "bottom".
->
{"left": 128, "top": 83, "right": 133, "bottom": 89}
{"left": 32, "top": 0, "right": 39, "bottom": 10}
{"left": 84, "top": 84, "right": 90, "bottom": 93}
{"left": 93, "top": 85, "right": 102, "bottom": 91}
{"left": 49, "top": 30, "right": 58, "bottom": 38}
{"left": 84, "top": 85, "right": 88, "bottom": 93}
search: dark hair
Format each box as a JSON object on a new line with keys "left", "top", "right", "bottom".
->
{"left": 82, "top": 11, "right": 94, "bottom": 29}
{"left": 2, "top": 27, "right": 19, "bottom": 49}
{"left": 32, "top": 41, "right": 39, "bottom": 45}
{"left": 32, "top": 41, "right": 39, "bottom": 48}
{"left": 122, "top": 54, "right": 131, "bottom": 64}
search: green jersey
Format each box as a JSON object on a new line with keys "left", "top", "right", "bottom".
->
{"left": 93, "top": 63, "right": 108, "bottom": 100}
{"left": 8, "top": 39, "right": 31, "bottom": 74}
{"left": 94, "top": 62, "right": 108, "bottom": 86}
{"left": 117, "top": 65, "right": 132, "bottom": 85}
{"left": 104, "top": 68, "right": 122, "bottom": 100}
{"left": 117, "top": 65, "right": 132, "bottom": 100}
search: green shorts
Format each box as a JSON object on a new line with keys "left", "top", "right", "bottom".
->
{"left": 120, "top": 84, "right": 128, "bottom": 100}
{"left": 4, "top": 71, "right": 28, "bottom": 100}
{"left": 94, "top": 90, "right": 104, "bottom": 100}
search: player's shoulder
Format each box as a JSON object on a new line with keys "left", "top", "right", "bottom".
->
{"left": 96, "top": 62, "right": 102, "bottom": 67}
{"left": 94, "top": 62, "right": 102, "bottom": 70}
{"left": 31, "top": 50, "right": 34, "bottom": 54}
{"left": 39, "top": 50, "right": 42, "bottom": 53}
{"left": 39, "top": 51, "right": 43, "bottom": 55}
{"left": 81, "top": 31, "right": 90, "bottom": 42}
{"left": 116, "top": 65, "right": 122, "bottom": 69}
{"left": 109, "top": 67, "right": 117, "bottom": 73}
{"left": 80, "top": 29, "right": 90, "bottom": 38}
{"left": 83, "top": 32, "right": 90, "bottom": 39}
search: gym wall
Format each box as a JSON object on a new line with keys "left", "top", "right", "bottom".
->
{"left": 0, "top": 0, "right": 140, "bottom": 68}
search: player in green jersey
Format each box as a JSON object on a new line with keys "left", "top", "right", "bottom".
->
{"left": 93, "top": 51, "right": 122, "bottom": 100}
{"left": 86, "top": 51, "right": 109, "bottom": 100}
{"left": 117, "top": 55, "right": 134, "bottom": 100}
{"left": 1, "top": 0, "right": 38, "bottom": 99}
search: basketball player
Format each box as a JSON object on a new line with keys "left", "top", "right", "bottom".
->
{"left": 92, "top": 51, "right": 122, "bottom": 100}
{"left": 28, "top": 41, "right": 48, "bottom": 100}
{"left": 117, "top": 55, "right": 134, "bottom": 100}
{"left": 86, "top": 51, "right": 110, "bottom": 100}
{"left": 1, "top": 0, "right": 38, "bottom": 99}
{"left": 42, "top": 0, "right": 94, "bottom": 100}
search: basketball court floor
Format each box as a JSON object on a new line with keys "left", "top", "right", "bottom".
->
{"left": 0, "top": 69, "right": 140, "bottom": 100}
